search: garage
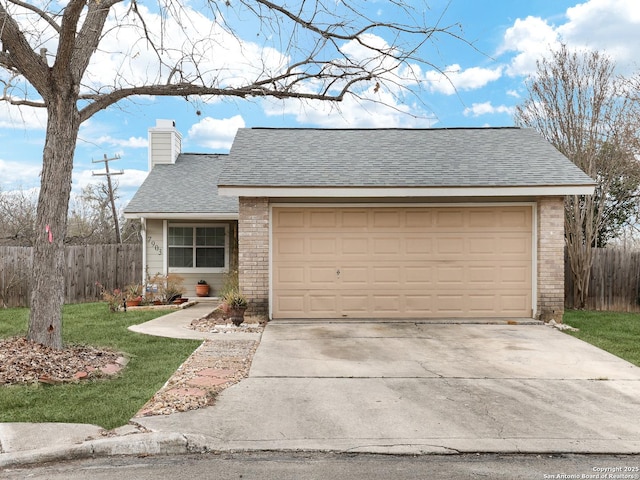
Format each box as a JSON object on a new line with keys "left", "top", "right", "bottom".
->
{"left": 272, "top": 205, "right": 533, "bottom": 319}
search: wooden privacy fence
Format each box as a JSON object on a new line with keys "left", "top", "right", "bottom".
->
{"left": 0, "top": 244, "right": 142, "bottom": 308}
{"left": 3, "top": 243, "right": 640, "bottom": 312}
{"left": 565, "top": 248, "right": 640, "bottom": 312}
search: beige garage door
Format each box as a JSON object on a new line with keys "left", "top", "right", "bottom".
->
{"left": 272, "top": 206, "right": 532, "bottom": 319}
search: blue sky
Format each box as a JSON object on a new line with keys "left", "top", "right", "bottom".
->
{"left": 1, "top": 0, "right": 639, "bottom": 205}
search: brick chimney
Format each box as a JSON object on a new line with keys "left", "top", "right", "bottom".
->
{"left": 148, "top": 119, "right": 182, "bottom": 170}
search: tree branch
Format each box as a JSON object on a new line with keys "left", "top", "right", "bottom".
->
{"left": 6, "top": 0, "right": 61, "bottom": 34}
{"left": 0, "top": 1, "right": 50, "bottom": 94}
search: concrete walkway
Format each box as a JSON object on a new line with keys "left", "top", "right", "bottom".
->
{"left": 0, "top": 302, "right": 259, "bottom": 467}
{"left": 3, "top": 314, "right": 640, "bottom": 468}
{"left": 127, "top": 301, "right": 261, "bottom": 341}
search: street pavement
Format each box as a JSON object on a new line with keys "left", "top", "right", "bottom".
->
{"left": 2, "top": 307, "right": 640, "bottom": 468}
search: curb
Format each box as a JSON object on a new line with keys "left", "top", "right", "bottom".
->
{"left": 0, "top": 432, "right": 207, "bottom": 469}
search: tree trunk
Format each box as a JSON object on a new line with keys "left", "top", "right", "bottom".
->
{"left": 27, "top": 100, "right": 80, "bottom": 349}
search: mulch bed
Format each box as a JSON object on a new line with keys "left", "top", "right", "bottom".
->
{"left": 0, "top": 337, "right": 125, "bottom": 386}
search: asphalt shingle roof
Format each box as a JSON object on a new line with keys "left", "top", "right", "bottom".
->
{"left": 219, "top": 127, "right": 595, "bottom": 188}
{"left": 124, "top": 154, "right": 238, "bottom": 215}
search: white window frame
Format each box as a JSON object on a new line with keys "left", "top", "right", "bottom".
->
{"left": 167, "top": 223, "right": 229, "bottom": 274}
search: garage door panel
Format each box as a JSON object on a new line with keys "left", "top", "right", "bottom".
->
{"left": 468, "top": 295, "right": 498, "bottom": 313}
{"left": 276, "top": 295, "right": 305, "bottom": 315}
{"left": 342, "top": 211, "right": 369, "bottom": 228}
{"left": 435, "top": 294, "right": 465, "bottom": 315}
{"left": 468, "top": 238, "right": 497, "bottom": 254}
{"left": 276, "top": 237, "right": 305, "bottom": 255}
{"left": 501, "top": 209, "right": 530, "bottom": 227}
{"left": 309, "top": 237, "right": 336, "bottom": 255}
{"left": 341, "top": 294, "right": 369, "bottom": 313}
{"left": 309, "top": 295, "right": 338, "bottom": 315}
{"left": 340, "top": 267, "right": 369, "bottom": 286}
{"left": 405, "top": 266, "right": 434, "bottom": 286}
{"left": 500, "top": 294, "right": 530, "bottom": 313}
{"left": 372, "top": 266, "right": 401, "bottom": 285}
{"left": 272, "top": 206, "right": 532, "bottom": 319}
{"left": 341, "top": 237, "right": 369, "bottom": 254}
{"left": 405, "top": 237, "right": 432, "bottom": 254}
{"left": 276, "top": 210, "right": 305, "bottom": 228}
{"left": 275, "top": 266, "right": 305, "bottom": 284}
{"left": 373, "top": 237, "right": 402, "bottom": 254}
{"left": 436, "top": 237, "right": 465, "bottom": 255}
{"left": 499, "top": 237, "right": 530, "bottom": 254}
{"left": 436, "top": 210, "right": 464, "bottom": 227}
{"left": 308, "top": 266, "right": 337, "bottom": 285}
{"left": 500, "top": 265, "right": 530, "bottom": 284}
{"left": 373, "top": 210, "right": 402, "bottom": 227}
{"left": 468, "top": 266, "right": 496, "bottom": 285}
{"left": 372, "top": 295, "right": 401, "bottom": 312}
{"left": 437, "top": 266, "right": 465, "bottom": 284}
{"left": 309, "top": 210, "right": 337, "bottom": 227}
{"left": 405, "top": 295, "right": 433, "bottom": 313}
{"left": 405, "top": 210, "right": 433, "bottom": 227}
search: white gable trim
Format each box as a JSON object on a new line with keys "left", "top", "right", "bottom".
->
{"left": 218, "top": 185, "right": 595, "bottom": 197}
{"left": 124, "top": 212, "right": 238, "bottom": 220}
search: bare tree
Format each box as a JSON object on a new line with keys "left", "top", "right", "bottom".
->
{"left": 68, "top": 182, "right": 121, "bottom": 244}
{"left": 515, "top": 44, "right": 640, "bottom": 308}
{"left": 1, "top": 0, "right": 469, "bottom": 348}
{"left": 0, "top": 188, "right": 38, "bottom": 246}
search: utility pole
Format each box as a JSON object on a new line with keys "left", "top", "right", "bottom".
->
{"left": 92, "top": 154, "right": 123, "bottom": 244}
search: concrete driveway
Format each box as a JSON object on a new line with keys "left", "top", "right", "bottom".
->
{"left": 137, "top": 321, "right": 640, "bottom": 454}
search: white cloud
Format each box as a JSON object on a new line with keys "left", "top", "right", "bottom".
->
{"left": 263, "top": 89, "right": 437, "bottom": 129}
{"left": 0, "top": 102, "right": 47, "bottom": 130}
{"left": 558, "top": 0, "right": 640, "bottom": 71}
{"left": 500, "top": 0, "right": 640, "bottom": 77}
{"left": 187, "top": 115, "right": 246, "bottom": 150}
{"left": 83, "top": 4, "right": 289, "bottom": 97}
{"left": 72, "top": 168, "right": 148, "bottom": 195}
{"left": 424, "top": 65, "right": 503, "bottom": 95}
{"left": 499, "top": 16, "right": 560, "bottom": 77}
{"left": 93, "top": 136, "right": 148, "bottom": 148}
{"left": 0, "top": 159, "right": 41, "bottom": 188}
{"left": 463, "top": 102, "right": 514, "bottom": 118}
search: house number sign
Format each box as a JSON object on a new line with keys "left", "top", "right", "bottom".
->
{"left": 147, "top": 235, "right": 162, "bottom": 255}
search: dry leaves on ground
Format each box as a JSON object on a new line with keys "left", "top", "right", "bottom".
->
{"left": 0, "top": 337, "right": 124, "bottom": 385}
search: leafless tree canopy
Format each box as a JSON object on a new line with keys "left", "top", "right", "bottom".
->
{"left": 0, "top": 0, "right": 468, "bottom": 348}
{"left": 515, "top": 44, "right": 640, "bottom": 308}
{"left": 1, "top": 0, "right": 464, "bottom": 118}
{"left": 0, "top": 184, "right": 140, "bottom": 245}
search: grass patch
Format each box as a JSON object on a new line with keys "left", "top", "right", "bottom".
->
{"left": 564, "top": 310, "right": 640, "bottom": 367}
{"left": 0, "top": 303, "right": 200, "bottom": 429}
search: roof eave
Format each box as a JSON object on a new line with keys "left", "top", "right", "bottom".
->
{"left": 217, "top": 185, "right": 596, "bottom": 197}
{"left": 123, "top": 212, "right": 239, "bottom": 220}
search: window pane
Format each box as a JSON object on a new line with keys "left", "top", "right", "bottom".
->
{"left": 196, "top": 248, "right": 224, "bottom": 268}
{"left": 196, "top": 227, "right": 225, "bottom": 247}
{"left": 169, "top": 227, "right": 193, "bottom": 246}
{"left": 169, "top": 247, "right": 193, "bottom": 267}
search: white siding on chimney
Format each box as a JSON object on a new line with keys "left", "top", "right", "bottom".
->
{"left": 148, "top": 119, "right": 182, "bottom": 170}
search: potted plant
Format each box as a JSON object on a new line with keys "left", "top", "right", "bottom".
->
{"left": 222, "top": 289, "right": 248, "bottom": 326}
{"left": 124, "top": 284, "right": 143, "bottom": 307}
{"left": 162, "top": 274, "right": 186, "bottom": 304}
{"left": 195, "top": 279, "right": 210, "bottom": 297}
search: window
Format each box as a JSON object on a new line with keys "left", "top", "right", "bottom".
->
{"left": 168, "top": 225, "right": 228, "bottom": 271}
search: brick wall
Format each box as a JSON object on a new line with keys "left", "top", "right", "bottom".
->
{"left": 537, "top": 196, "right": 565, "bottom": 322}
{"left": 238, "top": 197, "right": 269, "bottom": 320}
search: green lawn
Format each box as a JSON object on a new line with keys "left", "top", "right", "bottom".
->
{"left": 564, "top": 310, "right": 640, "bottom": 367}
{"left": 0, "top": 303, "right": 200, "bottom": 429}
